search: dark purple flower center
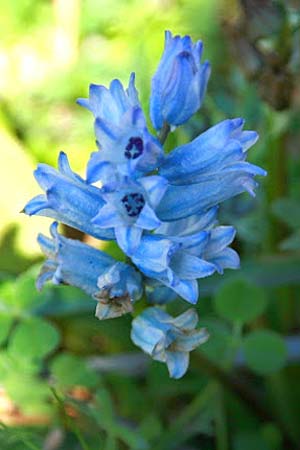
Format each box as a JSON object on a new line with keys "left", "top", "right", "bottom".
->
{"left": 124, "top": 137, "right": 144, "bottom": 160}
{"left": 121, "top": 192, "right": 145, "bottom": 217}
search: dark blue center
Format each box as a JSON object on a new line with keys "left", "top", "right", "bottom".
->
{"left": 121, "top": 192, "right": 145, "bottom": 217}
{"left": 124, "top": 137, "right": 144, "bottom": 160}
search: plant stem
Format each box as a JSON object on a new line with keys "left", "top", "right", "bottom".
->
{"left": 158, "top": 122, "right": 171, "bottom": 145}
{"left": 214, "top": 382, "right": 228, "bottom": 450}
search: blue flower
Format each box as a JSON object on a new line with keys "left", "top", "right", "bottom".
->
{"left": 130, "top": 233, "right": 216, "bottom": 304}
{"left": 150, "top": 31, "right": 210, "bottom": 131}
{"left": 37, "top": 222, "right": 142, "bottom": 319}
{"left": 156, "top": 119, "right": 266, "bottom": 221}
{"left": 78, "top": 74, "right": 163, "bottom": 183}
{"left": 24, "top": 152, "right": 114, "bottom": 240}
{"left": 130, "top": 216, "right": 239, "bottom": 304}
{"left": 131, "top": 307, "right": 208, "bottom": 378}
{"left": 91, "top": 175, "right": 168, "bottom": 254}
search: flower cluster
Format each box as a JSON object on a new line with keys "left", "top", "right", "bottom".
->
{"left": 24, "top": 31, "right": 265, "bottom": 378}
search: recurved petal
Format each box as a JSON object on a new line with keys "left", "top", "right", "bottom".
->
{"left": 208, "top": 247, "right": 240, "bottom": 274}
{"left": 170, "top": 308, "right": 198, "bottom": 330}
{"left": 170, "top": 277, "right": 199, "bottom": 304}
{"left": 174, "top": 328, "right": 209, "bottom": 352}
{"left": 170, "top": 251, "right": 216, "bottom": 280}
{"left": 23, "top": 194, "right": 49, "bottom": 216}
{"left": 205, "top": 226, "right": 236, "bottom": 255}
{"left": 165, "top": 351, "right": 190, "bottom": 379}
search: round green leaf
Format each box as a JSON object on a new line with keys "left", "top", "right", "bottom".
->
{"left": 0, "top": 313, "right": 13, "bottom": 345}
{"left": 9, "top": 317, "right": 60, "bottom": 359}
{"left": 243, "top": 330, "right": 287, "bottom": 375}
{"left": 214, "top": 278, "right": 267, "bottom": 324}
{"left": 50, "top": 353, "right": 98, "bottom": 388}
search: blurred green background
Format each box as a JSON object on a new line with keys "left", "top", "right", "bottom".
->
{"left": 1, "top": 0, "right": 300, "bottom": 449}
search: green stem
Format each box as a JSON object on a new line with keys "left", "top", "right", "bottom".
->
{"left": 158, "top": 122, "right": 171, "bottom": 145}
{"left": 50, "top": 388, "right": 92, "bottom": 450}
{"left": 214, "top": 382, "right": 229, "bottom": 450}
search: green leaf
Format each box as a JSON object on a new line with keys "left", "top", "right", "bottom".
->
{"left": 9, "top": 317, "right": 60, "bottom": 360}
{"left": 5, "top": 373, "right": 51, "bottom": 415}
{"left": 50, "top": 353, "right": 98, "bottom": 389}
{"left": 243, "top": 330, "right": 287, "bottom": 375}
{"left": 0, "top": 313, "right": 13, "bottom": 345}
{"left": 214, "top": 278, "right": 267, "bottom": 324}
{"left": 0, "top": 350, "right": 41, "bottom": 382}
{"left": 272, "top": 198, "right": 300, "bottom": 230}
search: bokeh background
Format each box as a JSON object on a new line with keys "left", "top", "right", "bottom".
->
{"left": 1, "top": 1, "right": 300, "bottom": 449}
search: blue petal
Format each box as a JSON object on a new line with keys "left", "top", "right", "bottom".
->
{"left": 174, "top": 328, "right": 208, "bottom": 352}
{"left": 208, "top": 248, "right": 240, "bottom": 273}
{"left": 131, "top": 322, "right": 165, "bottom": 355}
{"left": 92, "top": 203, "right": 122, "bottom": 228}
{"left": 139, "top": 175, "right": 168, "bottom": 207}
{"left": 165, "top": 351, "right": 189, "bottom": 379}
{"left": 24, "top": 194, "right": 49, "bottom": 216}
{"left": 170, "top": 278, "right": 199, "bottom": 304}
{"left": 135, "top": 204, "right": 161, "bottom": 229}
{"left": 155, "top": 207, "right": 218, "bottom": 236}
{"left": 156, "top": 171, "right": 262, "bottom": 221}
{"left": 170, "top": 252, "right": 216, "bottom": 279}
{"left": 205, "top": 226, "right": 236, "bottom": 255}
{"left": 115, "top": 226, "right": 143, "bottom": 254}
{"left": 171, "top": 308, "right": 198, "bottom": 330}
{"left": 131, "top": 236, "right": 174, "bottom": 272}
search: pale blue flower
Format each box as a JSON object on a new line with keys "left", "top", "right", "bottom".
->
{"left": 131, "top": 307, "right": 208, "bottom": 378}
{"left": 131, "top": 233, "right": 216, "bottom": 304}
{"left": 78, "top": 74, "right": 163, "bottom": 183}
{"left": 156, "top": 119, "right": 266, "bottom": 221}
{"left": 37, "top": 222, "right": 142, "bottom": 319}
{"left": 24, "top": 152, "right": 114, "bottom": 240}
{"left": 150, "top": 31, "right": 210, "bottom": 130}
{"left": 91, "top": 175, "right": 168, "bottom": 254}
{"left": 131, "top": 221, "right": 239, "bottom": 304}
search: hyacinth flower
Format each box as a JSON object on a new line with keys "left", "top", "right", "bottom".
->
{"left": 150, "top": 30, "right": 211, "bottom": 131}
{"left": 131, "top": 307, "right": 208, "bottom": 379}
{"left": 38, "top": 222, "right": 142, "bottom": 319}
{"left": 78, "top": 74, "right": 163, "bottom": 185}
{"left": 25, "top": 31, "right": 266, "bottom": 378}
{"left": 131, "top": 224, "right": 239, "bottom": 304}
{"left": 157, "top": 118, "right": 266, "bottom": 221}
{"left": 91, "top": 174, "right": 168, "bottom": 253}
{"left": 24, "top": 152, "right": 114, "bottom": 240}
